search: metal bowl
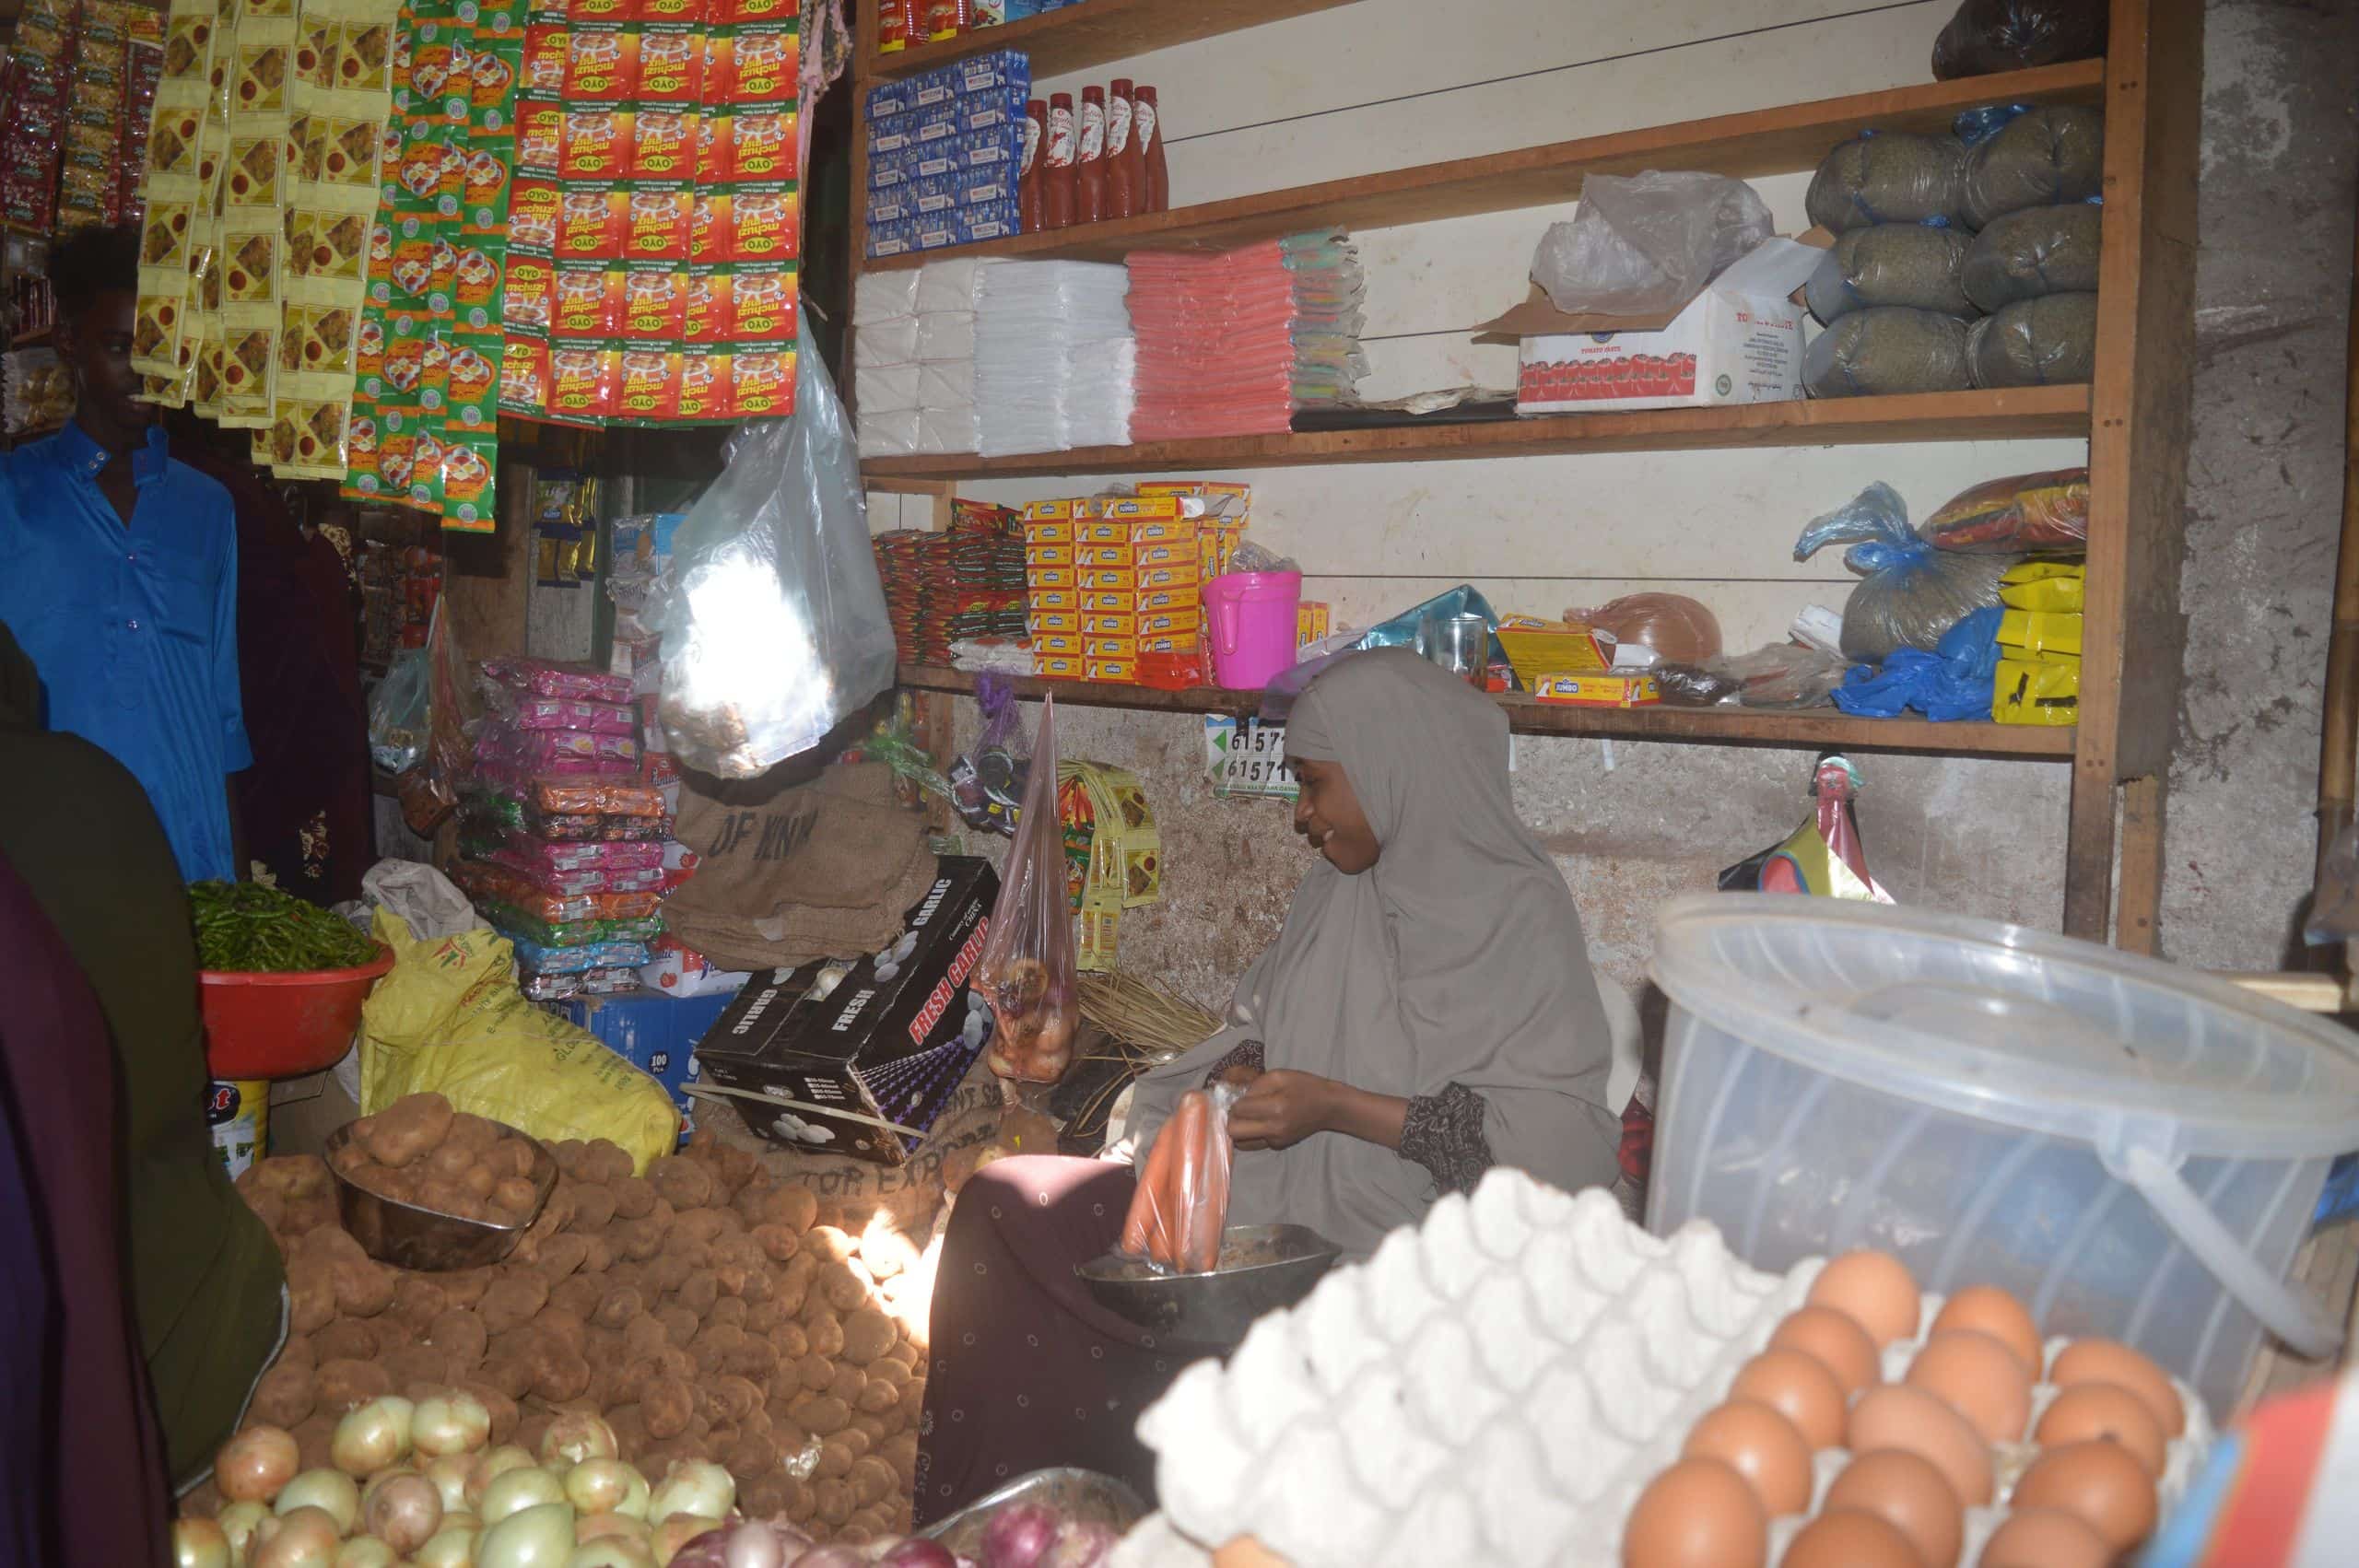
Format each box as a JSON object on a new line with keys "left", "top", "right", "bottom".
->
{"left": 323, "top": 1118, "right": 557, "bottom": 1271}
{"left": 921, "top": 1467, "right": 1147, "bottom": 1551}
{"left": 1076, "top": 1223, "right": 1341, "bottom": 1349}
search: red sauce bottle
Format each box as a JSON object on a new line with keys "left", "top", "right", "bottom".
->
{"left": 1074, "top": 85, "right": 1106, "bottom": 225}
{"left": 1134, "top": 85, "right": 1168, "bottom": 213}
{"left": 1104, "top": 77, "right": 1141, "bottom": 220}
{"left": 1042, "top": 92, "right": 1077, "bottom": 230}
{"left": 1018, "top": 99, "right": 1046, "bottom": 233}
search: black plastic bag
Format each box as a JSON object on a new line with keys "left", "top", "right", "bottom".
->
{"left": 1932, "top": 0, "right": 2107, "bottom": 79}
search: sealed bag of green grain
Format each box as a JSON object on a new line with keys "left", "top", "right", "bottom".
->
{"left": 1963, "top": 105, "right": 2106, "bottom": 227}
{"left": 1962, "top": 204, "right": 2105, "bottom": 311}
{"left": 1806, "top": 132, "right": 1967, "bottom": 233}
{"left": 1803, "top": 307, "right": 1975, "bottom": 398}
{"left": 1968, "top": 292, "right": 2100, "bottom": 386}
{"left": 1804, "top": 224, "right": 1977, "bottom": 323}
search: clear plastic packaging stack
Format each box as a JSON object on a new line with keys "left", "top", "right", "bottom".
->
{"left": 854, "top": 259, "right": 991, "bottom": 458}
{"left": 974, "top": 260, "right": 1135, "bottom": 456}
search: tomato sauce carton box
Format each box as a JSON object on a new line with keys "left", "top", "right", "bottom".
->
{"left": 1481, "top": 234, "right": 1827, "bottom": 413}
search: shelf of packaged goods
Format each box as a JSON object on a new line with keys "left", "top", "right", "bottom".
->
{"left": 894, "top": 664, "right": 2078, "bottom": 758}
{"left": 856, "top": 0, "right": 1364, "bottom": 86}
{"left": 855, "top": 58, "right": 2104, "bottom": 270}
{"left": 859, "top": 385, "right": 2092, "bottom": 480}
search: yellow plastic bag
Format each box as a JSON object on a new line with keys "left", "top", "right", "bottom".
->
{"left": 358, "top": 909, "right": 679, "bottom": 1173}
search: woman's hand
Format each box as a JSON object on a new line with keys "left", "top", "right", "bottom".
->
{"left": 1227, "top": 1071, "right": 1342, "bottom": 1150}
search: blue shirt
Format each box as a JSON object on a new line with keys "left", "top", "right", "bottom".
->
{"left": 0, "top": 423, "right": 250, "bottom": 883}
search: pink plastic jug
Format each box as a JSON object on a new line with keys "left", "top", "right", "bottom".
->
{"left": 1203, "top": 570, "right": 1303, "bottom": 691}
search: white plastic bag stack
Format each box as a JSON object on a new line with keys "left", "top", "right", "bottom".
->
{"left": 976, "top": 260, "right": 1135, "bottom": 456}
{"left": 912, "top": 258, "right": 984, "bottom": 454}
{"left": 853, "top": 268, "right": 922, "bottom": 459}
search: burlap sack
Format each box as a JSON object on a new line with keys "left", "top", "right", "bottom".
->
{"left": 663, "top": 760, "right": 938, "bottom": 972}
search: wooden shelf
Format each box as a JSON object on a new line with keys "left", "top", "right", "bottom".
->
{"left": 859, "top": 58, "right": 2105, "bottom": 270}
{"left": 856, "top": 0, "right": 1361, "bottom": 85}
{"left": 896, "top": 664, "right": 2078, "bottom": 758}
{"left": 863, "top": 387, "right": 2089, "bottom": 479}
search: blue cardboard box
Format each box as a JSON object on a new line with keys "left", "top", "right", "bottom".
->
{"left": 562, "top": 988, "right": 741, "bottom": 1144}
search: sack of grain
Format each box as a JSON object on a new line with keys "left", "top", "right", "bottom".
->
{"left": 1962, "top": 204, "right": 2104, "bottom": 311}
{"left": 1968, "top": 292, "right": 2101, "bottom": 386}
{"left": 1804, "top": 224, "right": 1977, "bottom": 324}
{"left": 1806, "top": 132, "right": 1967, "bottom": 233}
{"left": 1963, "top": 105, "right": 2106, "bottom": 227}
{"left": 1803, "top": 307, "right": 1975, "bottom": 398}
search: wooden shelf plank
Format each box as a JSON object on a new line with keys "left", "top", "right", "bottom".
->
{"left": 896, "top": 664, "right": 2078, "bottom": 758}
{"left": 861, "top": 386, "right": 2091, "bottom": 480}
{"left": 856, "top": 0, "right": 1362, "bottom": 85}
{"left": 859, "top": 58, "right": 2105, "bottom": 271}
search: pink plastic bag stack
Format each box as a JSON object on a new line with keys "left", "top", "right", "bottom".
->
{"left": 1125, "top": 242, "right": 1301, "bottom": 440}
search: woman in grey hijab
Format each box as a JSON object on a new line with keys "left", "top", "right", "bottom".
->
{"left": 914, "top": 649, "right": 1622, "bottom": 1522}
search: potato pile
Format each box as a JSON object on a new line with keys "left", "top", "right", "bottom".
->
{"left": 220, "top": 1113, "right": 930, "bottom": 1544}
{"left": 330, "top": 1094, "right": 546, "bottom": 1227}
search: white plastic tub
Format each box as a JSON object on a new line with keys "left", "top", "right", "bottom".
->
{"left": 1648, "top": 894, "right": 2359, "bottom": 1418}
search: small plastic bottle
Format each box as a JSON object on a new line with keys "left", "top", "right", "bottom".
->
{"left": 1135, "top": 85, "right": 1168, "bottom": 213}
{"left": 1018, "top": 99, "right": 1046, "bottom": 232}
{"left": 1074, "top": 84, "right": 1106, "bottom": 224}
{"left": 1104, "top": 77, "right": 1141, "bottom": 220}
{"left": 1041, "top": 92, "right": 1077, "bottom": 230}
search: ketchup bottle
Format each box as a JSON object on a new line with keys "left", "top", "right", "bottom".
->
{"left": 1074, "top": 85, "right": 1106, "bottom": 225}
{"left": 1135, "top": 85, "right": 1168, "bottom": 213}
{"left": 1042, "top": 92, "right": 1077, "bottom": 230}
{"left": 1104, "top": 77, "right": 1141, "bottom": 220}
{"left": 1017, "top": 99, "right": 1046, "bottom": 233}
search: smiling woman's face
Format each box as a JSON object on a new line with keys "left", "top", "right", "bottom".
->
{"left": 1290, "top": 757, "right": 1380, "bottom": 874}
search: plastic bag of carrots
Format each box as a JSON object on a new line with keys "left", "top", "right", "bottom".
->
{"left": 1120, "top": 1082, "right": 1243, "bottom": 1274}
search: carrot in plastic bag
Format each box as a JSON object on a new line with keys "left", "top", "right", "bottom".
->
{"left": 1121, "top": 1083, "right": 1240, "bottom": 1273}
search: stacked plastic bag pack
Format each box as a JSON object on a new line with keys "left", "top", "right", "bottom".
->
{"left": 854, "top": 259, "right": 991, "bottom": 457}
{"left": 454, "top": 657, "right": 669, "bottom": 1001}
{"left": 976, "top": 261, "right": 1136, "bottom": 455}
{"left": 1802, "top": 104, "right": 2103, "bottom": 397}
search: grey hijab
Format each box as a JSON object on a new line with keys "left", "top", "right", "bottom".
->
{"left": 1126, "top": 648, "right": 1620, "bottom": 1257}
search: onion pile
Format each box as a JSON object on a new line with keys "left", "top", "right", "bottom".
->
{"left": 204, "top": 1119, "right": 930, "bottom": 1550}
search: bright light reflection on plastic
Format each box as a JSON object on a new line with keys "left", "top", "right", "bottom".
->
{"left": 671, "top": 546, "right": 834, "bottom": 774}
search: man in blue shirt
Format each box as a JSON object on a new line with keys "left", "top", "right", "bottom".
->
{"left": 0, "top": 224, "right": 249, "bottom": 883}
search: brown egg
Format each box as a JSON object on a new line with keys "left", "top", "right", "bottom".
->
{"left": 2013, "top": 1438, "right": 2160, "bottom": 1551}
{"left": 1978, "top": 1507, "right": 2115, "bottom": 1568}
{"left": 1929, "top": 1283, "right": 2044, "bottom": 1371}
{"left": 1619, "top": 1457, "right": 1766, "bottom": 1568}
{"left": 1728, "top": 1349, "right": 1848, "bottom": 1450}
{"left": 1807, "top": 1249, "right": 1922, "bottom": 1347}
{"left": 2035, "top": 1380, "right": 2169, "bottom": 1475}
{"left": 1769, "top": 1305, "right": 1883, "bottom": 1396}
{"left": 1905, "top": 1328, "right": 2034, "bottom": 1444}
{"left": 2049, "top": 1339, "right": 2186, "bottom": 1437}
{"left": 1847, "top": 1383, "right": 1994, "bottom": 1505}
{"left": 1680, "top": 1400, "right": 1814, "bottom": 1517}
{"left": 1824, "top": 1448, "right": 1966, "bottom": 1568}
{"left": 1778, "top": 1508, "right": 1920, "bottom": 1568}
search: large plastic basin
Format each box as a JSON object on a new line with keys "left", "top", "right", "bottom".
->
{"left": 200, "top": 942, "right": 395, "bottom": 1079}
{"left": 1648, "top": 895, "right": 2359, "bottom": 1419}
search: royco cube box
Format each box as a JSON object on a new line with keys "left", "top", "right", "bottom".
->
{"left": 1479, "top": 235, "right": 1828, "bottom": 413}
{"left": 694, "top": 857, "right": 1000, "bottom": 1164}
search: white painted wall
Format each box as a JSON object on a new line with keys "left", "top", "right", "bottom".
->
{"left": 863, "top": 0, "right": 2084, "bottom": 652}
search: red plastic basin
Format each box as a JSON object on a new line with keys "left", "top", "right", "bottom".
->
{"left": 200, "top": 942, "right": 396, "bottom": 1080}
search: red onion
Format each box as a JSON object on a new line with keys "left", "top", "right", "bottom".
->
{"left": 217, "top": 1426, "right": 302, "bottom": 1504}
{"left": 1042, "top": 1521, "right": 1116, "bottom": 1568}
{"left": 979, "top": 1504, "right": 1062, "bottom": 1568}
{"left": 880, "top": 1541, "right": 957, "bottom": 1568}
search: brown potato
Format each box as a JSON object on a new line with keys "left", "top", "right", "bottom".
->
{"left": 738, "top": 1472, "right": 790, "bottom": 1518}
{"left": 610, "top": 1214, "right": 667, "bottom": 1263}
{"left": 244, "top": 1153, "right": 334, "bottom": 1201}
{"left": 671, "top": 1208, "right": 725, "bottom": 1248}
{"left": 782, "top": 1478, "right": 817, "bottom": 1526}
{"left": 569, "top": 1185, "right": 617, "bottom": 1233}
{"left": 287, "top": 1258, "right": 336, "bottom": 1335}
{"left": 673, "top": 1269, "right": 719, "bottom": 1316}
{"left": 585, "top": 1141, "right": 635, "bottom": 1184}
{"left": 737, "top": 1184, "right": 817, "bottom": 1234}
{"left": 316, "top": 1357, "right": 393, "bottom": 1412}
{"left": 814, "top": 1478, "right": 853, "bottom": 1527}
{"left": 579, "top": 1235, "right": 614, "bottom": 1274}
{"left": 534, "top": 1305, "right": 589, "bottom": 1359}
{"left": 749, "top": 1223, "right": 802, "bottom": 1265}
{"left": 772, "top": 1253, "right": 818, "bottom": 1317}
{"left": 854, "top": 1378, "right": 898, "bottom": 1417}
{"left": 250, "top": 1360, "right": 317, "bottom": 1428}
{"left": 290, "top": 1413, "right": 338, "bottom": 1472}
{"left": 362, "top": 1093, "right": 455, "bottom": 1169}
{"left": 804, "top": 1226, "right": 858, "bottom": 1265}
{"left": 446, "top": 1114, "right": 501, "bottom": 1153}
{"left": 387, "top": 1276, "right": 450, "bottom": 1337}
{"left": 847, "top": 1455, "right": 897, "bottom": 1510}
{"left": 864, "top": 1358, "right": 909, "bottom": 1391}
{"left": 620, "top": 1312, "right": 666, "bottom": 1363}
{"left": 840, "top": 1307, "right": 895, "bottom": 1366}
{"left": 421, "top": 1307, "right": 487, "bottom": 1368}
{"left": 240, "top": 1187, "right": 289, "bottom": 1233}
{"left": 594, "top": 1285, "right": 645, "bottom": 1330}
{"left": 474, "top": 1352, "right": 534, "bottom": 1401}
{"left": 881, "top": 1433, "right": 919, "bottom": 1483}
{"left": 714, "top": 1145, "right": 761, "bottom": 1199}
{"left": 512, "top": 1411, "right": 552, "bottom": 1461}
{"left": 804, "top": 1310, "right": 845, "bottom": 1361}
{"left": 605, "top": 1401, "right": 648, "bottom": 1455}
{"left": 795, "top": 1353, "right": 833, "bottom": 1393}
{"left": 815, "top": 1437, "right": 853, "bottom": 1479}
{"left": 790, "top": 1394, "right": 850, "bottom": 1437}
{"left": 384, "top": 1344, "right": 451, "bottom": 1390}
{"left": 609, "top": 1175, "right": 656, "bottom": 1221}
{"left": 478, "top": 1272, "right": 549, "bottom": 1334}
{"left": 551, "top": 1138, "right": 590, "bottom": 1176}
{"left": 690, "top": 1323, "right": 745, "bottom": 1376}
{"left": 648, "top": 1157, "right": 714, "bottom": 1211}
{"left": 644, "top": 1378, "right": 695, "bottom": 1439}
{"left": 657, "top": 1305, "right": 699, "bottom": 1350}
{"left": 768, "top": 1320, "right": 811, "bottom": 1363}
{"left": 530, "top": 1345, "right": 592, "bottom": 1403}
{"left": 312, "top": 1317, "right": 380, "bottom": 1363}
{"left": 546, "top": 1274, "right": 603, "bottom": 1326}
{"left": 489, "top": 1176, "right": 538, "bottom": 1220}
{"left": 826, "top": 1363, "right": 866, "bottom": 1405}
{"left": 439, "top": 1270, "right": 492, "bottom": 1310}
{"left": 706, "top": 1295, "right": 747, "bottom": 1330}
{"left": 331, "top": 1258, "right": 396, "bottom": 1317}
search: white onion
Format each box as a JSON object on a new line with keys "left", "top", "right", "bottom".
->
{"left": 415, "top": 1522, "right": 481, "bottom": 1568}
{"left": 564, "top": 1460, "right": 651, "bottom": 1519}
{"left": 649, "top": 1517, "right": 721, "bottom": 1566}
{"left": 539, "top": 1412, "right": 619, "bottom": 1469}
{"left": 334, "top": 1539, "right": 400, "bottom": 1568}
{"left": 217, "top": 1500, "right": 273, "bottom": 1559}
{"left": 363, "top": 1469, "right": 445, "bottom": 1554}
{"left": 276, "top": 1469, "right": 362, "bottom": 1535}
{"left": 414, "top": 1393, "right": 494, "bottom": 1457}
{"left": 568, "top": 1539, "right": 657, "bottom": 1567}
{"left": 332, "top": 1397, "right": 417, "bottom": 1478}
{"left": 217, "top": 1426, "right": 303, "bottom": 1504}
{"left": 645, "top": 1462, "right": 734, "bottom": 1527}
{"left": 173, "top": 1516, "right": 231, "bottom": 1568}
{"left": 480, "top": 1465, "right": 568, "bottom": 1526}
{"left": 477, "top": 1501, "right": 579, "bottom": 1568}
{"left": 426, "top": 1455, "right": 475, "bottom": 1515}
{"left": 577, "top": 1514, "right": 651, "bottom": 1547}
{"left": 467, "top": 1447, "right": 541, "bottom": 1510}
{"left": 252, "top": 1505, "right": 345, "bottom": 1568}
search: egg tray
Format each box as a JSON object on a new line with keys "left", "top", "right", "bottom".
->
{"left": 1111, "top": 1168, "right": 2213, "bottom": 1568}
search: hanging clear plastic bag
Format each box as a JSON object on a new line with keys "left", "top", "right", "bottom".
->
{"left": 1532, "top": 171, "right": 1775, "bottom": 317}
{"left": 1120, "top": 1081, "right": 1241, "bottom": 1274}
{"left": 1793, "top": 482, "right": 2020, "bottom": 661}
{"left": 368, "top": 646, "right": 430, "bottom": 773}
{"left": 658, "top": 329, "right": 898, "bottom": 778}
{"left": 977, "top": 696, "right": 1080, "bottom": 1084}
